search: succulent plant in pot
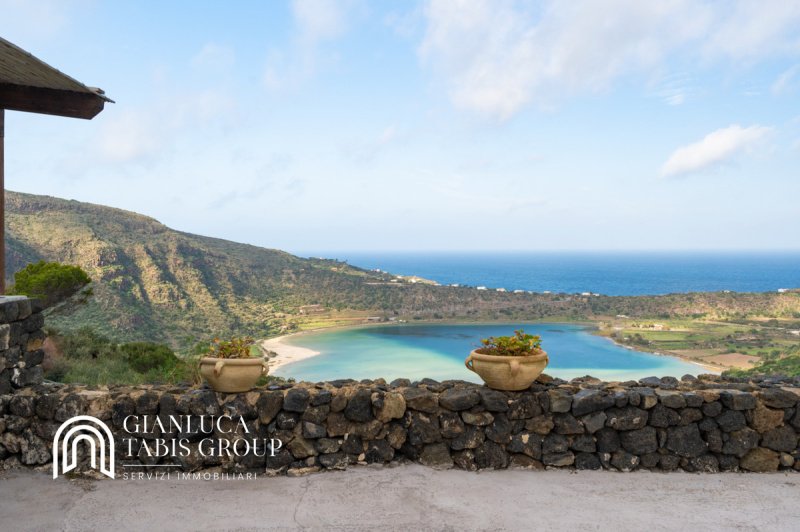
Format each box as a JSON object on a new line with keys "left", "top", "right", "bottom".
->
{"left": 465, "top": 330, "right": 548, "bottom": 391}
{"left": 199, "top": 337, "right": 268, "bottom": 393}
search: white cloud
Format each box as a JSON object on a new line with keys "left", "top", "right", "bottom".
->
{"left": 98, "top": 111, "right": 159, "bottom": 163}
{"left": 264, "top": 0, "right": 361, "bottom": 89}
{"left": 0, "top": 0, "right": 83, "bottom": 42}
{"left": 293, "top": 0, "right": 350, "bottom": 44}
{"left": 772, "top": 64, "right": 800, "bottom": 95}
{"left": 660, "top": 125, "right": 772, "bottom": 178}
{"left": 419, "top": 0, "right": 800, "bottom": 119}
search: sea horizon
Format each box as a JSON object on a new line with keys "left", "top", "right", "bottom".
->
{"left": 296, "top": 250, "right": 800, "bottom": 297}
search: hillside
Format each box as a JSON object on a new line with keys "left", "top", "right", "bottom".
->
{"left": 7, "top": 191, "right": 800, "bottom": 352}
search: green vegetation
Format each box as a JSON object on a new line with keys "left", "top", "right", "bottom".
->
{"left": 598, "top": 317, "right": 800, "bottom": 376}
{"left": 45, "top": 327, "right": 192, "bottom": 385}
{"left": 724, "top": 345, "right": 800, "bottom": 378}
{"left": 7, "top": 190, "right": 800, "bottom": 380}
{"left": 207, "top": 337, "right": 256, "bottom": 359}
{"left": 478, "top": 330, "right": 542, "bottom": 356}
{"left": 9, "top": 260, "right": 90, "bottom": 307}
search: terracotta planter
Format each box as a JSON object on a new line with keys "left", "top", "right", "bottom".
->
{"left": 199, "top": 357, "right": 269, "bottom": 393}
{"left": 465, "top": 349, "right": 549, "bottom": 391}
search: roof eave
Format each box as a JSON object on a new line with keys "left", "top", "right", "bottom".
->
{"left": 0, "top": 82, "right": 109, "bottom": 119}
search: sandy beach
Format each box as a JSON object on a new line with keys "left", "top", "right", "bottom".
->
{"left": 261, "top": 334, "right": 321, "bottom": 373}
{"left": 263, "top": 322, "right": 723, "bottom": 379}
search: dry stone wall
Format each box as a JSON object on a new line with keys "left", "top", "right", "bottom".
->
{"left": 2, "top": 375, "right": 799, "bottom": 475}
{"left": 1, "top": 295, "right": 797, "bottom": 476}
{"left": 0, "top": 296, "right": 45, "bottom": 393}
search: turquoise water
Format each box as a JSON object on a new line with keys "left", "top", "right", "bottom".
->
{"left": 272, "top": 323, "right": 708, "bottom": 382}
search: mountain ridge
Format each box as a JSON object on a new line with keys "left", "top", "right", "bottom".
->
{"left": 6, "top": 190, "right": 800, "bottom": 352}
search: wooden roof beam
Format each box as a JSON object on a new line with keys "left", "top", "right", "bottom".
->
{"left": 0, "top": 83, "right": 107, "bottom": 119}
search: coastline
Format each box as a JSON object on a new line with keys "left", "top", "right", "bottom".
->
{"left": 262, "top": 319, "right": 723, "bottom": 377}
{"left": 261, "top": 333, "right": 321, "bottom": 373}
{"left": 596, "top": 333, "right": 723, "bottom": 375}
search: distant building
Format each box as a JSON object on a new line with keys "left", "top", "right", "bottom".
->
{"left": 581, "top": 292, "right": 591, "bottom": 296}
{"left": 778, "top": 288, "right": 789, "bottom": 293}
{"left": 477, "top": 286, "right": 487, "bottom": 291}
{"left": 513, "top": 289, "right": 525, "bottom": 294}
{"left": 496, "top": 288, "right": 506, "bottom": 292}
{"left": 543, "top": 290, "right": 551, "bottom": 294}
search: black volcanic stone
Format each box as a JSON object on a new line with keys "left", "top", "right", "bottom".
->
{"left": 553, "top": 413, "right": 584, "bottom": 435}
{"left": 610, "top": 450, "right": 639, "bottom": 471}
{"left": 701, "top": 401, "right": 723, "bottom": 417}
{"left": 344, "top": 389, "right": 374, "bottom": 422}
{"left": 716, "top": 410, "right": 746, "bottom": 432}
{"left": 257, "top": 391, "right": 284, "bottom": 424}
{"left": 508, "top": 432, "right": 543, "bottom": 459}
{"left": 485, "top": 414, "right": 513, "bottom": 444}
{"left": 478, "top": 388, "right": 509, "bottom": 412}
{"left": 9, "top": 396, "right": 34, "bottom": 418}
{"left": 364, "top": 439, "right": 395, "bottom": 463}
{"left": 508, "top": 395, "right": 541, "bottom": 419}
{"left": 571, "top": 389, "right": 615, "bottom": 416}
{"left": 761, "top": 426, "right": 798, "bottom": 453}
{"left": 449, "top": 425, "right": 484, "bottom": 451}
{"left": 266, "top": 449, "right": 294, "bottom": 470}
{"left": 606, "top": 407, "right": 648, "bottom": 431}
{"left": 570, "top": 434, "right": 596, "bottom": 453}
{"left": 575, "top": 452, "right": 602, "bottom": 470}
{"left": 474, "top": 441, "right": 508, "bottom": 469}
{"left": 648, "top": 404, "right": 680, "bottom": 428}
{"left": 704, "top": 428, "right": 724, "bottom": 453}
{"left": 666, "top": 424, "right": 707, "bottom": 458}
{"left": 284, "top": 388, "right": 310, "bottom": 412}
{"left": 758, "top": 388, "right": 798, "bottom": 409}
{"left": 595, "top": 428, "right": 621, "bottom": 453}
{"left": 111, "top": 396, "right": 135, "bottom": 428}
{"left": 620, "top": 426, "right": 658, "bottom": 455}
{"left": 302, "top": 421, "right": 326, "bottom": 439}
{"left": 277, "top": 412, "right": 300, "bottom": 430}
{"left": 720, "top": 391, "right": 756, "bottom": 410}
{"left": 542, "top": 433, "right": 569, "bottom": 454}
{"left": 318, "top": 452, "right": 348, "bottom": 470}
{"left": 408, "top": 412, "right": 441, "bottom": 446}
{"left": 310, "top": 389, "right": 332, "bottom": 406}
{"left": 341, "top": 435, "right": 364, "bottom": 455}
{"left": 439, "top": 388, "right": 480, "bottom": 411}
{"left": 439, "top": 411, "right": 465, "bottom": 438}
{"left": 402, "top": 387, "right": 438, "bottom": 413}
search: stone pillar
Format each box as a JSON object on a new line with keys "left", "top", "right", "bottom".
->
{"left": 0, "top": 296, "right": 45, "bottom": 392}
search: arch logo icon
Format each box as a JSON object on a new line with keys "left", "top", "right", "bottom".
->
{"left": 53, "top": 415, "right": 115, "bottom": 479}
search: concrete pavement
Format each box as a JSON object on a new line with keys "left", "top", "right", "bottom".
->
{"left": 1, "top": 465, "right": 798, "bottom": 531}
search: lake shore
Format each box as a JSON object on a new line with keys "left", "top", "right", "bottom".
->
{"left": 597, "top": 334, "right": 722, "bottom": 374}
{"left": 262, "top": 320, "right": 722, "bottom": 378}
{"left": 261, "top": 334, "right": 321, "bottom": 373}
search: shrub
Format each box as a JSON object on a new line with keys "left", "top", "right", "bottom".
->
{"left": 10, "top": 261, "right": 90, "bottom": 307}
{"left": 478, "top": 330, "right": 542, "bottom": 356}
{"left": 120, "top": 342, "right": 179, "bottom": 373}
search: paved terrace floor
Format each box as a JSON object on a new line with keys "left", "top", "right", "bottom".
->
{"left": 1, "top": 465, "right": 798, "bottom": 531}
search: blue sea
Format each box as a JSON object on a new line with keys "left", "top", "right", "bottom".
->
{"left": 272, "top": 323, "right": 707, "bottom": 382}
{"left": 276, "top": 252, "right": 798, "bottom": 381}
{"left": 308, "top": 251, "right": 800, "bottom": 296}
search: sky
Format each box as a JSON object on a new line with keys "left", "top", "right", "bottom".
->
{"left": 1, "top": 0, "right": 799, "bottom": 254}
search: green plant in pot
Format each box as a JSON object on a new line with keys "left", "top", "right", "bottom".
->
{"left": 465, "top": 330, "right": 548, "bottom": 391}
{"left": 199, "top": 337, "right": 268, "bottom": 393}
